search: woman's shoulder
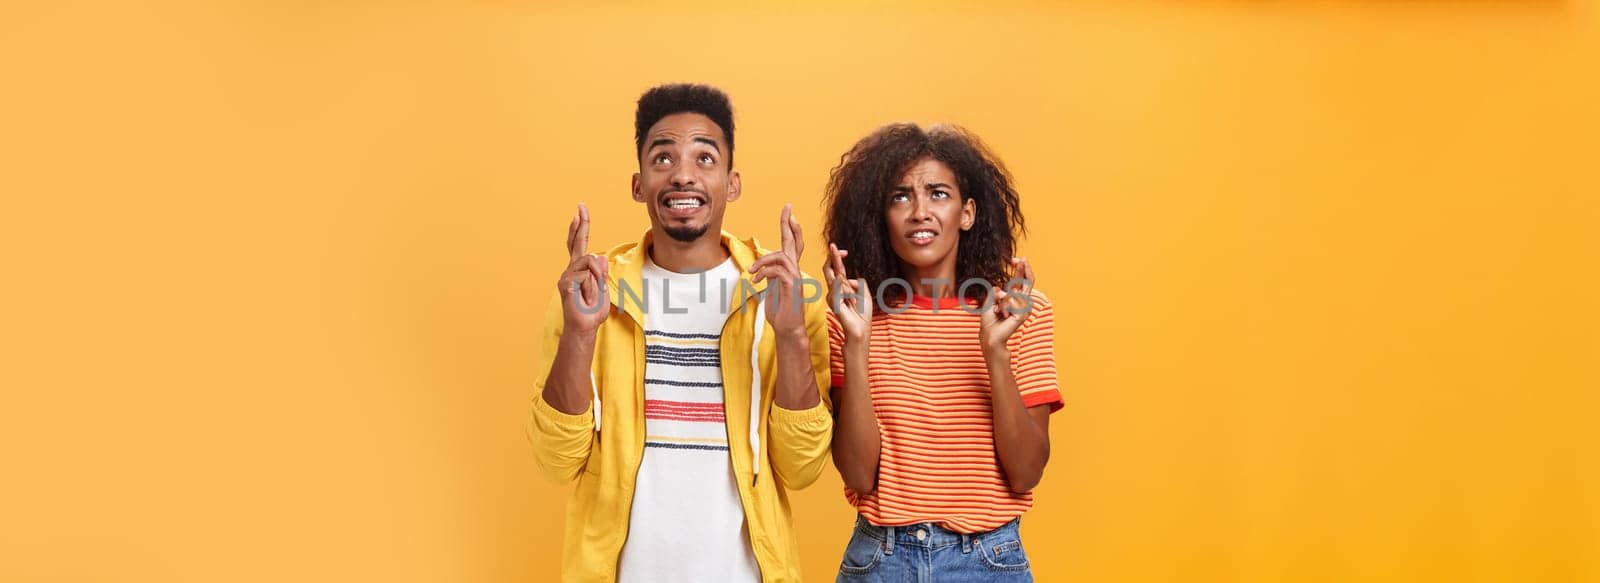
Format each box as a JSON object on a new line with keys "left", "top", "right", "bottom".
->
{"left": 1019, "top": 289, "right": 1055, "bottom": 331}
{"left": 1025, "top": 287, "right": 1052, "bottom": 307}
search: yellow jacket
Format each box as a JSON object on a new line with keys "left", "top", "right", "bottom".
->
{"left": 527, "top": 230, "right": 834, "bottom": 583}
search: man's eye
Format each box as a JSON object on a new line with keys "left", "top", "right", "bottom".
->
{"left": 654, "top": 154, "right": 671, "bottom": 164}
{"left": 699, "top": 154, "right": 714, "bottom": 164}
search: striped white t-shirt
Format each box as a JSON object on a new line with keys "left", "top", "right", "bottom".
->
{"left": 615, "top": 256, "right": 759, "bottom": 582}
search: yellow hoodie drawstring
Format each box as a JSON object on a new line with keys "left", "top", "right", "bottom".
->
{"left": 748, "top": 296, "right": 767, "bottom": 485}
{"left": 590, "top": 371, "right": 601, "bottom": 432}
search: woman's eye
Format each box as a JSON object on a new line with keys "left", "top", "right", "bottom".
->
{"left": 890, "top": 194, "right": 909, "bottom": 202}
{"left": 932, "top": 190, "right": 950, "bottom": 199}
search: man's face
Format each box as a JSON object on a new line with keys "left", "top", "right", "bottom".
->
{"left": 632, "top": 112, "right": 740, "bottom": 243}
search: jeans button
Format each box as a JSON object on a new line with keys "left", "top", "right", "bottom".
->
{"left": 916, "top": 529, "right": 927, "bottom": 541}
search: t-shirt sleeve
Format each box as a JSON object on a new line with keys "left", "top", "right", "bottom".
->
{"left": 1007, "top": 289, "right": 1064, "bottom": 412}
{"left": 826, "top": 311, "right": 846, "bottom": 389}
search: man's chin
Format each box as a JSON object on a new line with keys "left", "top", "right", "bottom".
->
{"left": 663, "top": 225, "right": 709, "bottom": 243}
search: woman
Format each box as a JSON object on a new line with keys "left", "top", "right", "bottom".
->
{"left": 822, "top": 123, "right": 1062, "bottom": 582}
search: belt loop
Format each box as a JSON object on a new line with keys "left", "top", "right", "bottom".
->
{"left": 961, "top": 532, "right": 972, "bottom": 554}
{"left": 882, "top": 526, "right": 895, "bottom": 555}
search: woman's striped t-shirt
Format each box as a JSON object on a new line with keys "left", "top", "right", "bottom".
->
{"left": 827, "top": 289, "right": 1063, "bottom": 534}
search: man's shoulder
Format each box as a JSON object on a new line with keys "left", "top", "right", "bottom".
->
{"left": 599, "top": 239, "right": 642, "bottom": 259}
{"left": 719, "top": 231, "right": 769, "bottom": 262}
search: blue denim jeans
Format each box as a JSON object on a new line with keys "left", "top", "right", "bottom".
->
{"left": 835, "top": 515, "right": 1033, "bottom": 582}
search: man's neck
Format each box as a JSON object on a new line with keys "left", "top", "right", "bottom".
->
{"left": 649, "top": 231, "right": 730, "bottom": 273}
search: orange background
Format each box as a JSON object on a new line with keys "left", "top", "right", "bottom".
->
{"left": 3, "top": 2, "right": 1597, "bottom": 581}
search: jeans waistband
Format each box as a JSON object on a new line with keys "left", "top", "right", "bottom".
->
{"left": 853, "top": 514, "right": 1021, "bottom": 553}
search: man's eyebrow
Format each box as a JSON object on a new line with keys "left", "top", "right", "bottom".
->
{"left": 647, "top": 137, "right": 675, "bottom": 150}
{"left": 691, "top": 136, "right": 722, "bottom": 153}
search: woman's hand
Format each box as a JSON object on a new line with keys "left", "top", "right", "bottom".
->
{"left": 979, "top": 257, "right": 1034, "bottom": 355}
{"left": 823, "top": 243, "right": 872, "bottom": 343}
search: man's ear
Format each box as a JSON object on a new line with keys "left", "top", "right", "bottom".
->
{"left": 727, "top": 170, "right": 742, "bottom": 203}
{"left": 631, "top": 173, "right": 644, "bottom": 202}
{"left": 961, "top": 197, "right": 976, "bottom": 230}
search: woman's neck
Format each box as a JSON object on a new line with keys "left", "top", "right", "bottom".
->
{"left": 902, "top": 265, "right": 958, "bottom": 299}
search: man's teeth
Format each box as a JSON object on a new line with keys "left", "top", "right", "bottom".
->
{"left": 667, "top": 199, "right": 703, "bottom": 209}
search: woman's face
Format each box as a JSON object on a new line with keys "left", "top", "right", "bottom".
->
{"left": 884, "top": 157, "right": 975, "bottom": 278}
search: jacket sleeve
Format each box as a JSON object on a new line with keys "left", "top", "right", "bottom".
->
{"left": 766, "top": 288, "right": 835, "bottom": 490}
{"left": 526, "top": 292, "right": 595, "bottom": 483}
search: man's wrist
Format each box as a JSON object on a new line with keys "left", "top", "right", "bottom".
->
{"left": 560, "top": 327, "right": 598, "bottom": 349}
{"left": 774, "top": 325, "right": 810, "bottom": 347}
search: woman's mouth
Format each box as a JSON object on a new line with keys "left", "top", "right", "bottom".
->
{"left": 907, "top": 228, "right": 937, "bottom": 246}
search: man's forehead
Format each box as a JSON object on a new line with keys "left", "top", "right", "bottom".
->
{"left": 646, "top": 113, "right": 726, "bottom": 145}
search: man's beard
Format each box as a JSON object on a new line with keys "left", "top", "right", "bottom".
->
{"left": 656, "top": 185, "right": 713, "bottom": 243}
{"left": 663, "top": 224, "right": 709, "bottom": 243}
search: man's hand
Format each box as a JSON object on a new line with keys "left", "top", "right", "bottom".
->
{"left": 558, "top": 204, "right": 609, "bottom": 334}
{"left": 749, "top": 204, "right": 806, "bottom": 337}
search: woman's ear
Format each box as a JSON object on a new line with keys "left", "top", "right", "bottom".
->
{"left": 961, "top": 197, "right": 976, "bottom": 231}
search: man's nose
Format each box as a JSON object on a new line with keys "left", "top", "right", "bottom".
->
{"left": 670, "top": 167, "right": 696, "bottom": 189}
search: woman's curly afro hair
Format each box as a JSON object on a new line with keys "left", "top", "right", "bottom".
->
{"left": 822, "top": 123, "right": 1026, "bottom": 301}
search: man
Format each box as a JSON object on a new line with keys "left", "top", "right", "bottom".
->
{"left": 528, "top": 83, "right": 833, "bottom": 583}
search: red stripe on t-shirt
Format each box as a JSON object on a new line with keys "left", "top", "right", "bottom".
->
{"left": 644, "top": 399, "right": 726, "bottom": 422}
